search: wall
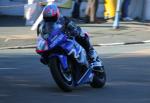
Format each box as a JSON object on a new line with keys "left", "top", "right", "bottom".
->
{"left": 128, "top": 0, "right": 144, "bottom": 20}
{"left": 0, "top": 0, "right": 150, "bottom": 20}
{"left": 144, "top": 0, "right": 150, "bottom": 20}
{"left": 0, "top": 0, "right": 25, "bottom": 16}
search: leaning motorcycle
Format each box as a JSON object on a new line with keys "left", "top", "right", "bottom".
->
{"left": 36, "top": 25, "right": 106, "bottom": 92}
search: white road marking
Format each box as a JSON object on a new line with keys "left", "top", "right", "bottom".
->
{"left": 0, "top": 94, "right": 10, "bottom": 97}
{"left": 0, "top": 68, "right": 17, "bottom": 70}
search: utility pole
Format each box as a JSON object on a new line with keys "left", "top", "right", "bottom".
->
{"left": 113, "top": 0, "right": 122, "bottom": 29}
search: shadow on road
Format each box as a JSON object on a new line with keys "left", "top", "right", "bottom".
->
{"left": 0, "top": 15, "right": 26, "bottom": 27}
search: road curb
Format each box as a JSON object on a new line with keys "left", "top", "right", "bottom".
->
{"left": 93, "top": 40, "right": 150, "bottom": 46}
{"left": 0, "top": 40, "right": 150, "bottom": 50}
{"left": 0, "top": 45, "right": 36, "bottom": 50}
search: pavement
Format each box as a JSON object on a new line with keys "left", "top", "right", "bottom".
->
{"left": 0, "top": 15, "right": 150, "bottom": 49}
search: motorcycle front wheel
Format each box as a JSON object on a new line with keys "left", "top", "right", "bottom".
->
{"left": 48, "top": 57, "right": 73, "bottom": 92}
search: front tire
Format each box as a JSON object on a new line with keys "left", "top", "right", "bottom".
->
{"left": 48, "top": 58, "right": 73, "bottom": 92}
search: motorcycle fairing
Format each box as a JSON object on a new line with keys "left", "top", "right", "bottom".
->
{"left": 60, "top": 39, "right": 89, "bottom": 67}
{"left": 48, "top": 32, "right": 66, "bottom": 49}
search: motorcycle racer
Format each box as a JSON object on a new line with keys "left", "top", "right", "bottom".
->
{"left": 36, "top": 4, "right": 103, "bottom": 72}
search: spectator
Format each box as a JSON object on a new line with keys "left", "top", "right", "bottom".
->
{"left": 85, "top": 0, "right": 98, "bottom": 23}
{"left": 104, "top": 0, "right": 117, "bottom": 20}
{"left": 121, "top": 0, "right": 133, "bottom": 21}
{"left": 72, "top": 0, "right": 82, "bottom": 19}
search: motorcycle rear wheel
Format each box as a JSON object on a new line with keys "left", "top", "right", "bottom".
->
{"left": 48, "top": 58, "right": 73, "bottom": 92}
{"left": 90, "top": 66, "right": 106, "bottom": 88}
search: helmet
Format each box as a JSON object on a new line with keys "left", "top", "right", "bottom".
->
{"left": 43, "top": 4, "right": 60, "bottom": 22}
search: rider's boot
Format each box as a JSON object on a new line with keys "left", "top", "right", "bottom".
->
{"left": 87, "top": 49, "right": 104, "bottom": 72}
{"left": 40, "top": 57, "right": 48, "bottom": 65}
{"left": 40, "top": 53, "right": 49, "bottom": 65}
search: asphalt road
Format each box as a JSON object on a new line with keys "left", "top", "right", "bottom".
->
{"left": 0, "top": 44, "right": 150, "bottom": 103}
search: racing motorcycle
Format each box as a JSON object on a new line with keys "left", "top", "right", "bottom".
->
{"left": 36, "top": 24, "right": 106, "bottom": 92}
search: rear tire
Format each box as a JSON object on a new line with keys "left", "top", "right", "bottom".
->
{"left": 48, "top": 58, "right": 73, "bottom": 92}
{"left": 90, "top": 66, "right": 106, "bottom": 88}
